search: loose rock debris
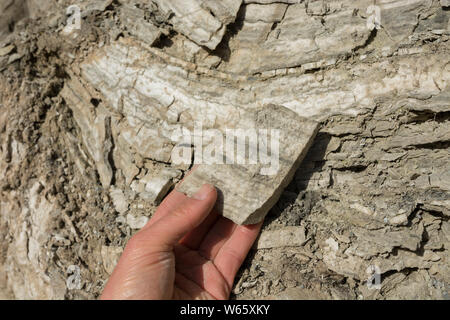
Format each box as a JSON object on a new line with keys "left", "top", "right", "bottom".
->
{"left": 0, "top": 0, "right": 449, "bottom": 300}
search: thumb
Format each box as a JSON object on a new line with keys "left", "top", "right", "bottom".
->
{"left": 138, "top": 184, "right": 217, "bottom": 249}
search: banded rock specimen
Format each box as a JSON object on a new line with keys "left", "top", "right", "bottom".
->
{"left": 177, "top": 105, "right": 318, "bottom": 225}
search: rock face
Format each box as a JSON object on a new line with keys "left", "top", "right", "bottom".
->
{"left": 61, "top": 35, "right": 319, "bottom": 224}
{"left": 177, "top": 105, "right": 318, "bottom": 224}
{"left": 0, "top": 0, "right": 449, "bottom": 300}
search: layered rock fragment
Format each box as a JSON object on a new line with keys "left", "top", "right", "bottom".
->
{"left": 131, "top": 167, "right": 181, "bottom": 204}
{"left": 177, "top": 105, "right": 318, "bottom": 225}
{"left": 254, "top": 226, "right": 307, "bottom": 249}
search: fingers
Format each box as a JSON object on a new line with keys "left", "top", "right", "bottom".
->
{"left": 179, "top": 208, "right": 221, "bottom": 250}
{"left": 137, "top": 184, "right": 218, "bottom": 250}
{"left": 173, "top": 246, "right": 230, "bottom": 300}
{"left": 198, "top": 217, "right": 237, "bottom": 260}
{"left": 213, "top": 222, "right": 263, "bottom": 289}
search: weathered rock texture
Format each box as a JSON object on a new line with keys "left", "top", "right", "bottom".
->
{"left": 0, "top": 0, "right": 449, "bottom": 300}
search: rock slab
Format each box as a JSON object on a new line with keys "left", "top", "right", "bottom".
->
{"left": 177, "top": 104, "right": 318, "bottom": 225}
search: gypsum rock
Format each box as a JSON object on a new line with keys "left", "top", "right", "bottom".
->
{"left": 254, "top": 226, "right": 307, "bottom": 249}
{"left": 130, "top": 167, "right": 182, "bottom": 204}
{"left": 59, "top": 2, "right": 448, "bottom": 215}
{"left": 220, "top": 0, "right": 431, "bottom": 74}
{"left": 151, "top": 0, "right": 443, "bottom": 76}
{"left": 224, "top": 0, "right": 372, "bottom": 74}
{"left": 61, "top": 34, "right": 447, "bottom": 215}
{"left": 118, "top": 4, "right": 162, "bottom": 46}
{"left": 176, "top": 104, "right": 319, "bottom": 225}
{"left": 66, "top": 36, "right": 448, "bottom": 141}
{"left": 60, "top": 76, "right": 113, "bottom": 189}
{"left": 150, "top": 0, "right": 243, "bottom": 50}
{"left": 1, "top": 0, "right": 450, "bottom": 300}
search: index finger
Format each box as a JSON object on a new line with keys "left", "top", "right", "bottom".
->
{"left": 213, "top": 222, "right": 263, "bottom": 289}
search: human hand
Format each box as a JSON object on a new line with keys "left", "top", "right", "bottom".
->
{"left": 100, "top": 184, "right": 262, "bottom": 300}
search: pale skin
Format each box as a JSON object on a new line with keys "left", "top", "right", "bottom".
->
{"left": 101, "top": 184, "right": 263, "bottom": 300}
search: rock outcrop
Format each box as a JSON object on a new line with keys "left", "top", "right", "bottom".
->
{"left": 0, "top": 0, "right": 449, "bottom": 300}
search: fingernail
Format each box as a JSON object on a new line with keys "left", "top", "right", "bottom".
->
{"left": 192, "top": 184, "right": 213, "bottom": 200}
